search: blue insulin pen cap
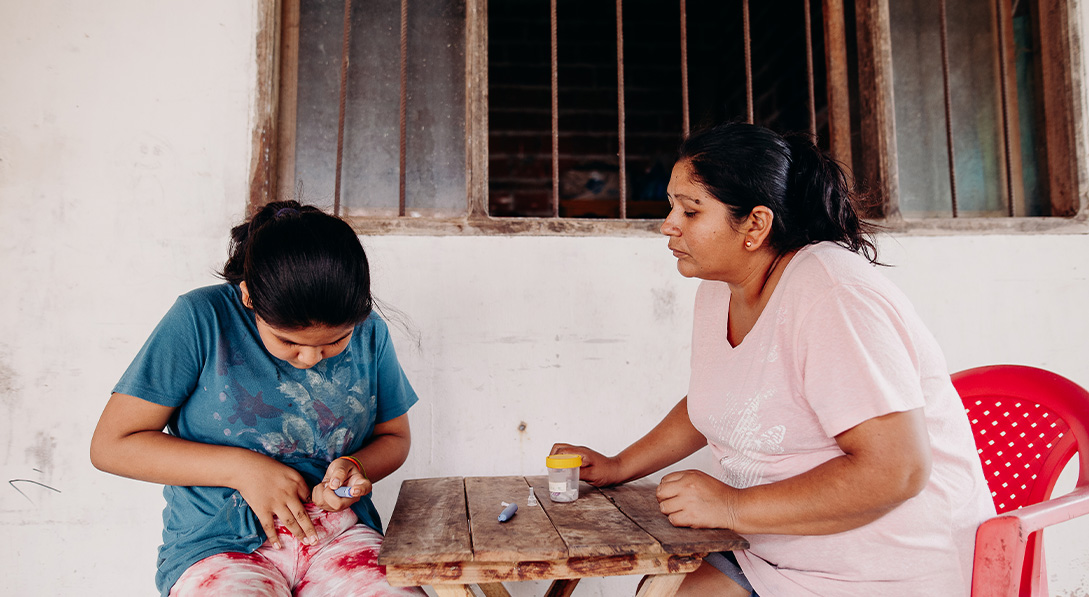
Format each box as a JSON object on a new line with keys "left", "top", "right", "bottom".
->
{"left": 498, "top": 502, "right": 518, "bottom": 522}
{"left": 334, "top": 486, "right": 354, "bottom": 498}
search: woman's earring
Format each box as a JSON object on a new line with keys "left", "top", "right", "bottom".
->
{"left": 745, "top": 240, "right": 753, "bottom": 248}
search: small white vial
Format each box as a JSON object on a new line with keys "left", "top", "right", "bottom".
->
{"left": 545, "top": 454, "right": 582, "bottom": 502}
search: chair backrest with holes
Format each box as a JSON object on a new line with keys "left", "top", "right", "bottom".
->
{"left": 952, "top": 365, "right": 1088, "bottom": 513}
{"left": 952, "top": 365, "right": 1089, "bottom": 597}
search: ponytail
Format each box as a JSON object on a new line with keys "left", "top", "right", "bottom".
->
{"left": 782, "top": 134, "right": 879, "bottom": 263}
{"left": 678, "top": 123, "right": 880, "bottom": 264}
{"left": 221, "top": 201, "right": 324, "bottom": 284}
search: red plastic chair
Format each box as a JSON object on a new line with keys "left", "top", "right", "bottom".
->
{"left": 952, "top": 365, "right": 1089, "bottom": 597}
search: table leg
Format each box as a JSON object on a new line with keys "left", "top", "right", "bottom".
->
{"left": 431, "top": 585, "right": 475, "bottom": 597}
{"left": 635, "top": 573, "right": 687, "bottom": 597}
{"left": 478, "top": 582, "right": 512, "bottom": 597}
{"left": 543, "top": 578, "right": 580, "bottom": 597}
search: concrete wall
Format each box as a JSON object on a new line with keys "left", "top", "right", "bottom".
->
{"left": 0, "top": 1, "right": 1086, "bottom": 596}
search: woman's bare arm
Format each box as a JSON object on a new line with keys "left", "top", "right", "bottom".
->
{"left": 551, "top": 397, "right": 708, "bottom": 486}
{"left": 657, "top": 407, "right": 932, "bottom": 535}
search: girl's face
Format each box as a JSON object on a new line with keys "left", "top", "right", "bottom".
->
{"left": 253, "top": 317, "right": 355, "bottom": 369}
{"left": 239, "top": 281, "right": 355, "bottom": 369}
{"left": 661, "top": 160, "right": 750, "bottom": 282}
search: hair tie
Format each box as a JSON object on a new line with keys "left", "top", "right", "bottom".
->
{"left": 275, "top": 207, "right": 299, "bottom": 218}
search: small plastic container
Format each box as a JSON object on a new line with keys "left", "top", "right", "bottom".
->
{"left": 546, "top": 454, "right": 582, "bottom": 502}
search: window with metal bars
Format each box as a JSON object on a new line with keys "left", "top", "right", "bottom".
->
{"left": 266, "top": 0, "right": 1085, "bottom": 234}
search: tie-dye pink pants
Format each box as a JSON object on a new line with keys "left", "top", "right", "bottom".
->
{"left": 170, "top": 503, "right": 425, "bottom": 596}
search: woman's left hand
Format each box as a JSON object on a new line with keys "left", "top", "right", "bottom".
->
{"left": 656, "top": 469, "right": 738, "bottom": 529}
{"left": 311, "top": 459, "right": 372, "bottom": 512}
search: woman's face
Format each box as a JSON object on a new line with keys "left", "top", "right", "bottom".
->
{"left": 661, "top": 160, "right": 749, "bottom": 282}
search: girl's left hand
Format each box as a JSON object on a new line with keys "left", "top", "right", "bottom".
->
{"left": 656, "top": 469, "right": 739, "bottom": 529}
{"left": 311, "top": 459, "right": 372, "bottom": 512}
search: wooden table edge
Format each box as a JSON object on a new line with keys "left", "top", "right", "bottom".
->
{"left": 383, "top": 552, "right": 708, "bottom": 587}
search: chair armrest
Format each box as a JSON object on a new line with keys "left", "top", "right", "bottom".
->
{"left": 972, "top": 485, "right": 1089, "bottom": 597}
{"left": 996, "top": 484, "right": 1089, "bottom": 533}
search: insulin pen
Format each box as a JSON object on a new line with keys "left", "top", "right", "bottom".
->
{"left": 498, "top": 502, "right": 518, "bottom": 522}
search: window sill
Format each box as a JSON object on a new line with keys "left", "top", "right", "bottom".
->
{"left": 879, "top": 212, "right": 1089, "bottom": 236}
{"left": 344, "top": 215, "right": 665, "bottom": 237}
{"left": 342, "top": 211, "right": 1089, "bottom": 237}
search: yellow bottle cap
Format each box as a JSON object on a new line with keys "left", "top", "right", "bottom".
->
{"left": 546, "top": 453, "right": 582, "bottom": 469}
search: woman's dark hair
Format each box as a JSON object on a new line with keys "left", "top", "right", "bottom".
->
{"left": 677, "top": 122, "right": 880, "bottom": 263}
{"left": 220, "top": 200, "right": 372, "bottom": 329}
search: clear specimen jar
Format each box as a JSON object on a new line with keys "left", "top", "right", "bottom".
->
{"left": 545, "top": 453, "right": 582, "bottom": 502}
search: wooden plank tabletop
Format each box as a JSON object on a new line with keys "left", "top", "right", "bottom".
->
{"left": 465, "top": 475, "right": 567, "bottom": 561}
{"left": 379, "top": 476, "right": 473, "bottom": 565}
{"left": 379, "top": 475, "right": 747, "bottom": 570}
{"left": 599, "top": 479, "right": 748, "bottom": 553}
{"left": 526, "top": 475, "right": 664, "bottom": 558}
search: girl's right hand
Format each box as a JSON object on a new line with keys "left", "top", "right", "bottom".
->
{"left": 236, "top": 455, "right": 318, "bottom": 549}
{"left": 549, "top": 443, "right": 624, "bottom": 487}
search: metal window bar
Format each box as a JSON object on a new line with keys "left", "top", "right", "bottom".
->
{"left": 824, "top": 0, "right": 852, "bottom": 170}
{"left": 994, "top": 0, "right": 1016, "bottom": 217}
{"left": 616, "top": 0, "right": 627, "bottom": 219}
{"left": 399, "top": 0, "right": 408, "bottom": 216}
{"left": 743, "top": 0, "right": 753, "bottom": 123}
{"left": 551, "top": 0, "right": 560, "bottom": 217}
{"left": 938, "top": 0, "right": 959, "bottom": 217}
{"left": 938, "top": 0, "right": 1022, "bottom": 218}
{"left": 333, "top": 0, "right": 353, "bottom": 216}
{"left": 680, "top": 0, "right": 690, "bottom": 137}
{"left": 804, "top": 0, "right": 817, "bottom": 137}
{"left": 332, "top": 0, "right": 408, "bottom": 217}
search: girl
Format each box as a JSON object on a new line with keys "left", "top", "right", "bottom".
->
{"left": 91, "top": 201, "right": 424, "bottom": 597}
{"left": 552, "top": 123, "right": 994, "bottom": 596}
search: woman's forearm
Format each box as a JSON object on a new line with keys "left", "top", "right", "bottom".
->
{"left": 663, "top": 408, "right": 932, "bottom": 535}
{"left": 738, "top": 409, "right": 931, "bottom": 535}
{"left": 614, "top": 397, "right": 708, "bottom": 482}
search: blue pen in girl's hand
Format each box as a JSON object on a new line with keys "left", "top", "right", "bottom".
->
{"left": 334, "top": 486, "right": 353, "bottom": 498}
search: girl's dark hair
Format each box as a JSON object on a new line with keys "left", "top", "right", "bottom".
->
{"left": 220, "top": 200, "right": 372, "bottom": 329}
{"left": 678, "top": 122, "right": 880, "bottom": 263}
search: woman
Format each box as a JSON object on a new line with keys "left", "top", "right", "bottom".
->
{"left": 91, "top": 201, "right": 424, "bottom": 596}
{"left": 552, "top": 123, "right": 994, "bottom": 596}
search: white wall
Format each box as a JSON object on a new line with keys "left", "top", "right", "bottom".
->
{"left": 1, "top": 2, "right": 1086, "bottom": 596}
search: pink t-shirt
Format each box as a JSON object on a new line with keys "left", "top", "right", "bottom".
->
{"left": 687, "top": 242, "right": 994, "bottom": 597}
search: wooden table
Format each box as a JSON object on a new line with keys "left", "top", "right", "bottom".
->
{"left": 377, "top": 476, "right": 748, "bottom": 597}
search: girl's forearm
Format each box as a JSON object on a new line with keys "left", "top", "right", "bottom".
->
{"left": 91, "top": 429, "right": 265, "bottom": 489}
{"left": 346, "top": 435, "right": 409, "bottom": 483}
{"left": 343, "top": 414, "right": 412, "bottom": 483}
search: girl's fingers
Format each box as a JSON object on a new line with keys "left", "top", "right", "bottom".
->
{"left": 257, "top": 514, "right": 282, "bottom": 549}
{"left": 275, "top": 503, "right": 318, "bottom": 546}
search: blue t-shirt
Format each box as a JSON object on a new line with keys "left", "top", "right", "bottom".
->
{"left": 112, "top": 284, "right": 419, "bottom": 596}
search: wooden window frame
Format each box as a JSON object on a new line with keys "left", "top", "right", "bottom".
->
{"left": 251, "top": 0, "right": 1089, "bottom": 237}
{"left": 855, "top": 0, "right": 1089, "bottom": 234}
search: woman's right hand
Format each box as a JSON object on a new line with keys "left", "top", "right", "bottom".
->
{"left": 549, "top": 443, "right": 624, "bottom": 487}
{"left": 235, "top": 455, "right": 318, "bottom": 549}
